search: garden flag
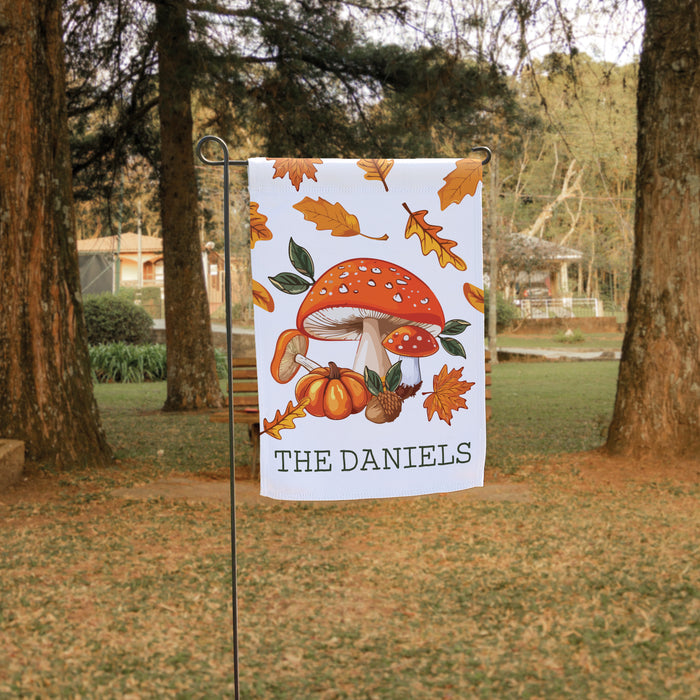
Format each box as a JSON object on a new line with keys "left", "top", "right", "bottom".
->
{"left": 248, "top": 157, "right": 486, "bottom": 501}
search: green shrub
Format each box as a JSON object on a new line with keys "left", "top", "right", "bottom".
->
{"left": 90, "top": 343, "right": 167, "bottom": 383}
{"left": 84, "top": 294, "right": 154, "bottom": 345}
{"left": 483, "top": 289, "right": 519, "bottom": 333}
{"left": 90, "top": 343, "right": 229, "bottom": 383}
{"left": 553, "top": 328, "right": 585, "bottom": 344}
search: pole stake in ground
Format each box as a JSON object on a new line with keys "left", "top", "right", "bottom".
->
{"left": 196, "top": 136, "right": 244, "bottom": 700}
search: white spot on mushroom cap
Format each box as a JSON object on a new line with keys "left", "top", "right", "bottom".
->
{"left": 393, "top": 293, "right": 403, "bottom": 303}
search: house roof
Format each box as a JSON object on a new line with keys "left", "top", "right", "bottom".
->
{"left": 77, "top": 233, "right": 163, "bottom": 254}
{"left": 506, "top": 233, "right": 584, "bottom": 262}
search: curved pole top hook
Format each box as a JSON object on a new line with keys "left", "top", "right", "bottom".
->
{"left": 196, "top": 135, "right": 246, "bottom": 167}
{"left": 196, "top": 135, "right": 230, "bottom": 166}
{"left": 471, "top": 146, "right": 492, "bottom": 166}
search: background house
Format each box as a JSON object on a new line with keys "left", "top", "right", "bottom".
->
{"left": 77, "top": 233, "right": 164, "bottom": 291}
{"left": 77, "top": 234, "right": 230, "bottom": 316}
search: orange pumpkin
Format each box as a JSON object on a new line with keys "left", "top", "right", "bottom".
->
{"left": 295, "top": 361, "right": 369, "bottom": 419}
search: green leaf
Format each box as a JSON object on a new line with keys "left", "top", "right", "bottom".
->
{"left": 441, "top": 319, "right": 471, "bottom": 336}
{"left": 364, "top": 366, "right": 384, "bottom": 396}
{"left": 440, "top": 336, "right": 466, "bottom": 358}
{"left": 268, "top": 272, "right": 312, "bottom": 295}
{"left": 288, "top": 238, "right": 315, "bottom": 280}
{"left": 385, "top": 361, "right": 402, "bottom": 392}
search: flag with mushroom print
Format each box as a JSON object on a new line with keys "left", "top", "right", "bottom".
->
{"left": 248, "top": 157, "right": 486, "bottom": 500}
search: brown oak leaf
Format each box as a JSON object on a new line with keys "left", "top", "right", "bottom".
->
{"left": 357, "top": 158, "right": 394, "bottom": 191}
{"left": 294, "top": 196, "right": 388, "bottom": 241}
{"left": 403, "top": 203, "right": 467, "bottom": 271}
{"left": 250, "top": 202, "right": 272, "bottom": 248}
{"left": 438, "top": 158, "right": 482, "bottom": 210}
{"left": 463, "top": 282, "right": 485, "bottom": 313}
{"left": 262, "top": 399, "right": 310, "bottom": 440}
{"left": 423, "top": 365, "right": 475, "bottom": 425}
{"left": 267, "top": 158, "right": 323, "bottom": 191}
{"left": 252, "top": 279, "right": 275, "bottom": 312}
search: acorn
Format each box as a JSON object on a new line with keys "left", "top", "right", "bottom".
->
{"left": 364, "top": 362, "right": 403, "bottom": 424}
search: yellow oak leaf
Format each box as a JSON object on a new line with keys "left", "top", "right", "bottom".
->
{"left": 438, "top": 158, "right": 483, "bottom": 210}
{"left": 252, "top": 279, "right": 275, "bottom": 312}
{"left": 423, "top": 365, "right": 475, "bottom": 426}
{"left": 267, "top": 158, "right": 323, "bottom": 191}
{"left": 293, "top": 196, "right": 388, "bottom": 241}
{"left": 357, "top": 158, "right": 394, "bottom": 191}
{"left": 250, "top": 202, "right": 272, "bottom": 249}
{"left": 403, "top": 203, "right": 466, "bottom": 271}
{"left": 463, "top": 282, "right": 485, "bottom": 313}
{"left": 262, "top": 399, "right": 310, "bottom": 439}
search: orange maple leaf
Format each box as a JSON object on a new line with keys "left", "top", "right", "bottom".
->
{"left": 423, "top": 365, "right": 475, "bottom": 425}
{"left": 403, "top": 203, "right": 466, "bottom": 271}
{"left": 252, "top": 279, "right": 275, "bottom": 312}
{"left": 250, "top": 202, "right": 273, "bottom": 248}
{"left": 262, "top": 399, "right": 310, "bottom": 440}
{"left": 357, "top": 158, "right": 394, "bottom": 191}
{"left": 293, "top": 196, "right": 388, "bottom": 241}
{"left": 267, "top": 158, "right": 323, "bottom": 191}
{"left": 463, "top": 282, "right": 485, "bottom": 313}
{"left": 438, "top": 158, "right": 483, "bottom": 210}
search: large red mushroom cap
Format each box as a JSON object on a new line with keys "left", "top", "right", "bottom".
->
{"left": 296, "top": 258, "right": 445, "bottom": 376}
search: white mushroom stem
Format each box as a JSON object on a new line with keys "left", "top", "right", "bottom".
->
{"left": 398, "top": 356, "right": 421, "bottom": 388}
{"left": 294, "top": 353, "right": 321, "bottom": 372}
{"left": 353, "top": 317, "right": 391, "bottom": 377}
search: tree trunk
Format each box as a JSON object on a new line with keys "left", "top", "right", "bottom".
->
{"left": 155, "top": 0, "right": 224, "bottom": 411}
{"left": 606, "top": 0, "right": 700, "bottom": 457}
{"left": 0, "top": 0, "right": 111, "bottom": 468}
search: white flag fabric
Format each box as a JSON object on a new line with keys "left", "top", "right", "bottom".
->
{"left": 248, "top": 157, "right": 486, "bottom": 501}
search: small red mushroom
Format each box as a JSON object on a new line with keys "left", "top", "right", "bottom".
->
{"left": 382, "top": 324, "right": 439, "bottom": 398}
{"left": 295, "top": 258, "right": 444, "bottom": 377}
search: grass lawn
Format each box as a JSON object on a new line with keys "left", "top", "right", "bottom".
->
{"left": 0, "top": 361, "right": 698, "bottom": 699}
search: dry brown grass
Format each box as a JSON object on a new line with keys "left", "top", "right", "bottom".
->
{"left": 1, "top": 451, "right": 697, "bottom": 699}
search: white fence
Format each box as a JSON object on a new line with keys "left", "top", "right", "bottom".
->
{"left": 515, "top": 297, "right": 604, "bottom": 319}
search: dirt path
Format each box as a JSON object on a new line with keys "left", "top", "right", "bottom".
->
{"left": 110, "top": 477, "right": 532, "bottom": 506}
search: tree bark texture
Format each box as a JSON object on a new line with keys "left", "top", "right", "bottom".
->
{"left": 0, "top": 0, "right": 111, "bottom": 468}
{"left": 156, "top": 0, "right": 224, "bottom": 411}
{"left": 606, "top": 0, "right": 700, "bottom": 457}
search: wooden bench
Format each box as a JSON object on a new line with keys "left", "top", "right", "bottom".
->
{"left": 210, "top": 357, "right": 262, "bottom": 475}
{"left": 211, "top": 352, "right": 492, "bottom": 475}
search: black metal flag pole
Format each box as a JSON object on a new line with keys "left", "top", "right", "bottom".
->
{"left": 196, "top": 136, "right": 246, "bottom": 700}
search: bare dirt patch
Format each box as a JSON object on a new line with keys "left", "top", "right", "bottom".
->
{"left": 110, "top": 475, "right": 532, "bottom": 505}
{"left": 538, "top": 448, "right": 700, "bottom": 490}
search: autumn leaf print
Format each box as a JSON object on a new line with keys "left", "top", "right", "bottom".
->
{"left": 357, "top": 158, "right": 394, "bottom": 191}
{"left": 252, "top": 279, "right": 275, "bottom": 312}
{"left": 422, "top": 365, "right": 475, "bottom": 425}
{"left": 402, "top": 203, "right": 467, "bottom": 271}
{"left": 293, "top": 196, "right": 389, "bottom": 241}
{"left": 463, "top": 283, "right": 485, "bottom": 313}
{"left": 262, "top": 399, "right": 310, "bottom": 439}
{"left": 438, "top": 158, "right": 483, "bottom": 210}
{"left": 267, "top": 158, "right": 323, "bottom": 191}
{"left": 250, "top": 202, "right": 272, "bottom": 248}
